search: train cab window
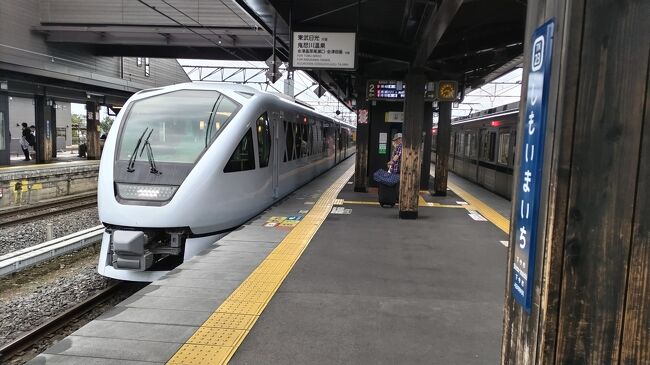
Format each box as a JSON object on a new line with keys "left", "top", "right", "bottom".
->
{"left": 207, "top": 97, "right": 238, "bottom": 143}
{"left": 117, "top": 90, "right": 240, "bottom": 165}
{"left": 497, "top": 132, "right": 511, "bottom": 165}
{"left": 256, "top": 113, "right": 271, "bottom": 168}
{"left": 224, "top": 128, "right": 255, "bottom": 172}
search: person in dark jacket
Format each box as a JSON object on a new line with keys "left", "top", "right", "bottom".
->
{"left": 20, "top": 123, "right": 31, "bottom": 161}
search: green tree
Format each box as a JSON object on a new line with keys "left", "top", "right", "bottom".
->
{"left": 71, "top": 114, "right": 84, "bottom": 126}
{"left": 100, "top": 116, "right": 114, "bottom": 135}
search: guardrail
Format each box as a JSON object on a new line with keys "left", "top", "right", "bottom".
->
{"left": 0, "top": 226, "right": 105, "bottom": 277}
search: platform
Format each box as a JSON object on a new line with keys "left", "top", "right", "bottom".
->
{"left": 0, "top": 159, "right": 99, "bottom": 209}
{"left": 29, "top": 159, "right": 511, "bottom": 364}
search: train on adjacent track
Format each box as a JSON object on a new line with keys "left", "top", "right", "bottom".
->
{"left": 432, "top": 102, "right": 519, "bottom": 199}
{"left": 97, "top": 83, "right": 355, "bottom": 281}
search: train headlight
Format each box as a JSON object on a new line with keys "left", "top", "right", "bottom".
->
{"left": 116, "top": 183, "right": 178, "bottom": 201}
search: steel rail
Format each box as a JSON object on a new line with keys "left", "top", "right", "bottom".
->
{"left": 0, "top": 281, "right": 125, "bottom": 363}
{"left": 0, "top": 193, "right": 97, "bottom": 226}
{"left": 0, "top": 226, "right": 105, "bottom": 277}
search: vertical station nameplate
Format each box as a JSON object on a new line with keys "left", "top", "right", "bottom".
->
{"left": 512, "top": 19, "right": 555, "bottom": 312}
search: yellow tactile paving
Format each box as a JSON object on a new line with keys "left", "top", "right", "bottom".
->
{"left": 203, "top": 313, "right": 257, "bottom": 329}
{"left": 167, "top": 165, "right": 355, "bottom": 365}
{"left": 216, "top": 300, "right": 266, "bottom": 316}
{"left": 167, "top": 344, "right": 231, "bottom": 365}
{"left": 447, "top": 181, "right": 510, "bottom": 234}
{"left": 186, "top": 327, "right": 245, "bottom": 347}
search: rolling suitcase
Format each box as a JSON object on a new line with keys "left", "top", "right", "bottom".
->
{"left": 378, "top": 182, "right": 399, "bottom": 208}
{"left": 373, "top": 169, "right": 400, "bottom": 208}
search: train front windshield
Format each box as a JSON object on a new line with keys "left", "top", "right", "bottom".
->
{"left": 117, "top": 90, "right": 239, "bottom": 164}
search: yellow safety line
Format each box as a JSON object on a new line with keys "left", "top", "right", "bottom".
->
{"left": 343, "top": 200, "right": 380, "bottom": 205}
{"left": 447, "top": 181, "right": 510, "bottom": 234}
{"left": 0, "top": 160, "right": 99, "bottom": 172}
{"left": 343, "top": 199, "right": 464, "bottom": 209}
{"left": 167, "top": 166, "right": 355, "bottom": 365}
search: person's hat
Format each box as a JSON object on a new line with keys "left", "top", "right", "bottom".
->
{"left": 392, "top": 133, "right": 402, "bottom": 141}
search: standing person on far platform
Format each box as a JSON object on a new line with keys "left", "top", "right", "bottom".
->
{"left": 20, "top": 122, "right": 31, "bottom": 161}
{"left": 388, "top": 133, "right": 402, "bottom": 174}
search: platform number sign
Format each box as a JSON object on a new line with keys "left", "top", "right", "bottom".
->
{"left": 512, "top": 19, "right": 555, "bottom": 312}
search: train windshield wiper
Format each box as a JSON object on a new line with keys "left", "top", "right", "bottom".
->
{"left": 127, "top": 127, "right": 148, "bottom": 172}
{"left": 139, "top": 129, "right": 160, "bottom": 174}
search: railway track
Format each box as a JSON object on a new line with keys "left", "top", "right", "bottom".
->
{"left": 0, "top": 193, "right": 97, "bottom": 226}
{"left": 0, "top": 226, "right": 105, "bottom": 276}
{"left": 0, "top": 281, "right": 145, "bottom": 364}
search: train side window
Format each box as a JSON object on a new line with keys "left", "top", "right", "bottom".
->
{"left": 285, "top": 122, "right": 295, "bottom": 161}
{"left": 256, "top": 113, "right": 271, "bottom": 168}
{"left": 497, "top": 132, "right": 511, "bottom": 165}
{"left": 449, "top": 132, "right": 455, "bottom": 155}
{"left": 480, "top": 130, "right": 497, "bottom": 162}
{"left": 224, "top": 128, "right": 255, "bottom": 172}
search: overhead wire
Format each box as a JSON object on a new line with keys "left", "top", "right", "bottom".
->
{"left": 157, "top": 0, "right": 269, "bottom": 63}
{"left": 136, "top": 0, "right": 258, "bottom": 68}
{"left": 216, "top": 0, "right": 289, "bottom": 59}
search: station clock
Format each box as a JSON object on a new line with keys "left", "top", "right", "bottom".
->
{"left": 437, "top": 81, "right": 458, "bottom": 101}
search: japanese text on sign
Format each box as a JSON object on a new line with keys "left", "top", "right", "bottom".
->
{"left": 512, "top": 19, "right": 555, "bottom": 312}
{"left": 292, "top": 32, "right": 356, "bottom": 70}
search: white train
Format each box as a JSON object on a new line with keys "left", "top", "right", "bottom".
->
{"left": 97, "top": 83, "right": 355, "bottom": 281}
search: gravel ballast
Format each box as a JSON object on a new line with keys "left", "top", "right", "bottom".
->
{"left": 0, "top": 207, "right": 100, "bottom": 256}
{"left": 0, "top": 251, "right": 114, "bottom": 348}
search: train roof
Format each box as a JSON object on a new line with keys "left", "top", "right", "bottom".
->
{"left": 451, "top": 101, "right": 520, "bottom": 125}
{"left": 131, "top": 82, "right": 355, "bottom": 129}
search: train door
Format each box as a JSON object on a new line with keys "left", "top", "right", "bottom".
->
{"left": 466, "top": 130, "right": 479, "bottom": 183}
{"left": 271, "top": 111, "right": 281, "bottom": 198}
{"left": 335, "top": 126, "right": 340, "bottom": 163}
{"left": 477, "top": 128, "right": 487, "bottom": 186}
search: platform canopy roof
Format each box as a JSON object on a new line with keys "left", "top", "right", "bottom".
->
{"left": 34, "top": 0, "right": 526, "bottom": 106}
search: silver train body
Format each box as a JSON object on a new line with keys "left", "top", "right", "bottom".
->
{"left": 97, "top": 83, "right": 355, "bottom": 281}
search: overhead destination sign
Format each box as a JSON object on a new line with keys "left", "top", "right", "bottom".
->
{"left": 367, "top": 80, "right": 437, "bottom": 101}
{"left": 292, "top": 32, "right": 356, "bottom": 70}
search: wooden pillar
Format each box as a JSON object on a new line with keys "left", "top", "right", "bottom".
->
{"left": 51, "top": 101, "right": 57, "bottom": 158}
{"left": 86, "top": 101, "right": 100, "bottom": 160}
{"left": 419, "top": 102, "right": 433, "bottom": 190}
{"left": 354, "top": 79, "right": 369, "bottom": 192}
{"left": 433, "top": 101, "right": 451, "bottom": 195}
{"left": 399, "top": 69, "right": 425, "bottom": 219}
{"left": 34, "top": 95, "right": 54, "bottom": 163}
{"left": 354, "top": 111, "right": 369, "bottom": 192}
{"left": 501, "top": 0, "right": 649, "bottom": 364}
{"left": 0, "top": 91, "right": 9, "bottom": 166}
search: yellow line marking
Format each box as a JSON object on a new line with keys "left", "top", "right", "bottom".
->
{"left": 167, "top": 165, "right": 355, "bottom": 365}
{"left": 342, "top": 200, "right": 464, "bottom": 209}
{"left": 418, "top": 193, "right": 427, "bottom": 206}
{"left": 447, "top": 181, "right": 510, "bottom": 234}
{"left": 0, "top": 160, "right": 99, "bottom": 172}
{"left": 344, "top": 200, "right": 380, "bottom": 205}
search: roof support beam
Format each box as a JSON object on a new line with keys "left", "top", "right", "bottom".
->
{"left": 413, "top": 0, "right": 463, "bottom": 66}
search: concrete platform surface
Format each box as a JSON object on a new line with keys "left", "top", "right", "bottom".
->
{"left": 28, "top": 158, "right": 356, "bottom": 365}
{"left": 229, "top": 174, "right": 509, "bottom": 364}
{"left": 28, "top": 157, "right": 512, "bottom": 364}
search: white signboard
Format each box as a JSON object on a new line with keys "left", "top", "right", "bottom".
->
{"left": 385, "top": 111, "right": 404, "bottom": 123}
{"left": 292, "top": 32, "right": 356, "bottom": 70}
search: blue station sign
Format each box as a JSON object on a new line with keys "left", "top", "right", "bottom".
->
{"left": 512, "top": 19, "right": 555, "bottom": 312}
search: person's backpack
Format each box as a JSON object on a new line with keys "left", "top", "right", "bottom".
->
{"left": 26, "top": 132, "right": 36, "bottom": 146}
